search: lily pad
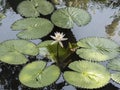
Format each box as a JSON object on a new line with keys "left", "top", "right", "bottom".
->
{"left": 11, "top": 18, "right": 54, "bottom": 40}
{"left": 17, "top": 0, "right": 54, "bottom": 17}
{"left": 19, "top": 61, "right": 60, "bottom": 88}
{"left": 0, "top": 39, "right": 38, "bottom": 64}
{"left": 64, "top": 61, "right": 110, "bottom": 89}
{"left": 111, "top": 72, "right": 120, "bottom": 84}
{"left": 51, "top": 7, "right": 91, "bottom": 29}
{"left": 107, "top": 58, "right": 120, "bottom": 71}
{"left": 76, "top": 37, "right": 120, "bottom": 61}
{"left": 32, "top": 0, "right": 54, "bottom": 15}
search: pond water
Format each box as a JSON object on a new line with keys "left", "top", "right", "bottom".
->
{"left": 0, "top": 0, "right": 120, "bottom": 90}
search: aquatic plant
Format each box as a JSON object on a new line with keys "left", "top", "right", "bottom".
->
{"left": 17, "top": 0, "right": 54, "bottom": 17}
{"left": 19, "top": 61, "right": 60, "bottom": 88}
{"left": 11, "top": 18, "right": 54, "bottom": 40}
{"left": 64, "top": 61, "right": 111, "bottom": 89}
{"left": 0, "top": 39, "right": 38, "bottom": 64}
{"left": 1, "top": 0, "right": 120, "bottom": 89}
{"left": 76, "top": 37, "right": 120, "bottom": 61}
{"left": 37, "top": 39, "right": 72, "bottom": 63}
{"left": 50, "top": 32, "right": 68, "bottom": 48}
{"left": 51, "top": 7, "right": 91, "bottom": 29}
{"left": 107, "top": 58, "right": 120, "bottom": 85}
{"left": 111, "top": 72, "right": 120, "bottom": 84}
{"left": 107, "top": 58, "right": 120, "bottom": 71}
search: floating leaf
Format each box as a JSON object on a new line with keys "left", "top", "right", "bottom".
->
{"left": 19, "top": 61, "right": 60, "bottom": 88}
{"left": 0, "top": 39, "right": 38, "bottom": 64}
{"left": 64, "top": 61, "right": 110, "bottom": 89}
{"left": 37, "top": 40, "right": 72, "bottom": 62}
{"left": 107, "top": 58, "right": 120, "bottom": 71}
{"left": 111, "top": 72, "right": 120, "bottom": 84}
{"left": 51, "top": 7, "right": 91, "bottom": 29}
{"left": 76, "top": 37, "right": 120, "bottom": 61}
{"left": 17, "top": 0, "right": 39, "bottom": 17}
{"left": 17, "top": 0, "right": 54, "bottom": 17}
{"left": 32, "top": 0, "right": 54, "bottom": 15}
{"left": 11, "top": 18, "right": 54, "bottom": 40}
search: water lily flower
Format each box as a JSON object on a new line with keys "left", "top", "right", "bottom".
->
{"left": 50, "top": 32, "right": 68, "bottom": 47}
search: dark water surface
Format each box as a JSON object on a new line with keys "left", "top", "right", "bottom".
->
{"left": 0, "top": 0, "right": 120, "bottom": 90}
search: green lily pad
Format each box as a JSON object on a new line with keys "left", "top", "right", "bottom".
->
{"left": 64, "top": 61, "right": 110, "bottom": 89}
{"left": 19, "top": 61, "right": 60, "bottom": 88}
{"left": 51, "top": 7, "right": 91, "bottom": 29}
{"left": 107, "top": 58, "right": 120, "bottom": 71}
{"left": 111, "top": 72, "right": 120, "bottom": 84}
{"left": 17, "top": 0, "right": 39, "bottom": 17}
{"left": 0, "top": 39, "right": 38, "bottom": 65}
{"left": 32, "top": 0, "right": 54, "bottom": 15}
{"left": 76, "top": 37, "right": 120, "bottom": 61}
{"left": 17, "top": 0, "right": 54, "bottom": 17}
{"left": 11, "top": 18, "right": 54, "bottom": 40}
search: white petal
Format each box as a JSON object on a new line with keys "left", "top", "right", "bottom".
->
{"left": 50, "top": 35, "right": 56, "bottom": 40}
{"left": 51, "top": 41, "right": 58, "bottom": 45}
{"left": 59, "top": 41, "right": 63, "bottom": 48}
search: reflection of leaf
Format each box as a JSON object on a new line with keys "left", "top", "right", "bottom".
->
{"left": 51, "top": 7, "right": 91, "bottom": 29}
{"left": 17, "top": 0, "right": 54, "bottom": 17}
{"left": 11, "top": 18, "right": 54, "bottom": 40}
{"left": 19, "top": 61, "right": 60, "bottom": 88}
{"left": 107, "top": 58, "right": 120, "bottom": 71}
{"left": 65, "top": 0, "right": 89, "bottom": 9}
{"left": 111, "top": 72, "right": 120, "bottom": 84}
{"left": 64, "top": 61, "right": 110, "bottom": 89}
{"left": 76, "top": 37, "right": 120, "bottom": 61}
{"left": 0, "top": 39, "right": 38, "bottom": 64}
{"left": 106, "top": 18, "right": 120, "bottom": 36}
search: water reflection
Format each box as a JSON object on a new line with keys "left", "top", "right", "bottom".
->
{"left": 105, "top": 9, "right": 120, "bottom": 44}
{"left": 0, "top": 8, "right": 21, "bottom": 42}
{"left": 105, "top": 16, "right": 120, "bottom": 36}
{"left": 56, "top": 0, "right": 120, "bottom": 10}
{"left": 0, "top": 0, "right": 7, "bottom": 12}
{"left": 72, "top": 7, "right": 119, "bottom": 40}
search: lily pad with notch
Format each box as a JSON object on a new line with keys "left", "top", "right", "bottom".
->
{"left": 64, "top": 61, "right": 111, "bottom": 89}
{"left": 17, "top": 0, "right": 54, "bottom": 17}
{"left": 51, "top": 7, "right": 91, "bottom": 29}
{"left": 76, "top": 37, "right": 120, "bottom": 61}
{"left": 11, "top": 18, "right": 54, "bottom": 40}
{"left": 0, "top": 39, "right": 39, "bottom": 65}
{"left": 19, "top": 61, "right": 60, "bottom": 88}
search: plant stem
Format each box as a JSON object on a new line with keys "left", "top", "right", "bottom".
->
{"left": 57, "top": 43, "right": 59, "bottom": 63}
